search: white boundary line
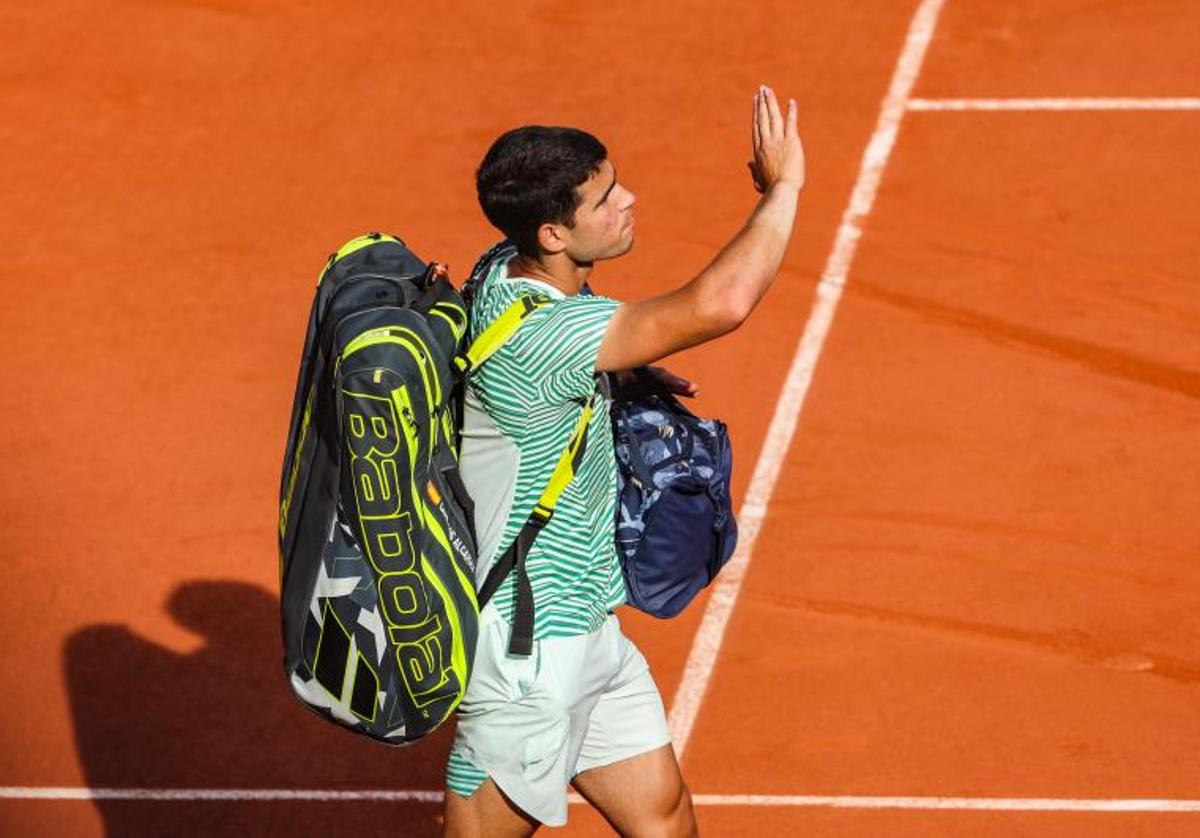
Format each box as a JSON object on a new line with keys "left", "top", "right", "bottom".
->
{"left": 695, "top": 796, "right": 1200, "bottom": 812}
{"left": 4, "top": 788, "right": 1200, "bottom": 812}
{"left": 0, "top": 788, "right": 442, "bottom": 802}
{"left": 696, "top": 797, "right": 1200, "bottom": 811}
{"left": 665, "top": 0, "right": 950, "bottom": 757}
{"left": 909, "top": 97, "right": 1200, "bottom": 111}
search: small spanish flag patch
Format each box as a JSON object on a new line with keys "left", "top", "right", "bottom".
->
{"left": 426, "top": 480, "right": 442, "bottom": 506}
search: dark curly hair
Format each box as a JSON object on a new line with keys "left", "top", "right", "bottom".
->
{"left": 476, "top": 126, "right": 607, "bottom": 257}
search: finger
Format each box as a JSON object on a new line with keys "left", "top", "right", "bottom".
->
{"left": 668, "top": 377, "right": 697, "bottom": 396}
{"left": 751, "top": 90, "right": 762, "bottom": 149}
{"left": 651, "top": 365, "right": 684, "bottom": 386}
{"left": 787, "top": 97, "right": 798, "bottom": 137}
{"left": 756, "top": 86, "right": 770, "bottom": 140}
{"left": 766, "top": 86, "right": 783, "bottom": 136}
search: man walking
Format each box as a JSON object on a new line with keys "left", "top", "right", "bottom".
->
{"left": 445, "top": 86, "right": 805, "bottom": 836}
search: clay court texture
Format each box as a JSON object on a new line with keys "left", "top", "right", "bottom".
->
{"left": 3, "top": 0, "right": 1199, "bottom": 835}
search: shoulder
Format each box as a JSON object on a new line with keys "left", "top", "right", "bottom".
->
{"left": 526, "top": 292, "right": 620, "bottom": 332}
{"left": 470, "top": 262, "right": 554, "bottom": 331}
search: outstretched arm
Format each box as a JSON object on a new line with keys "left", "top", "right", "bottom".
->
{"left": 595, "top": 85, "right": 805, "bottom": 373}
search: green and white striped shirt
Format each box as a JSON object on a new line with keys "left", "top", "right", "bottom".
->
{"left": 459, "top": 258, "right": 625, "bottom": 639}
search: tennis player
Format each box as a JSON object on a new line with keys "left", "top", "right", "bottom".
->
{"left": 444, "top": 85, "right": 805, "bottom": 836}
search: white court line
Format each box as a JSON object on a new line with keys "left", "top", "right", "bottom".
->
{"left": 693, "top": 796, "right": 1200, "bottom": 812}
{"left": 909, "top": 97, "right": 1200, "bottom": 111}
{"left": 0, "top": 788, "right": 442, "bottom": 802}
{"left": 665, "top": 0, "right": 950, "bottom": 758}
{"left": 4, "top": 788, "right": 1200, "bottom": 812}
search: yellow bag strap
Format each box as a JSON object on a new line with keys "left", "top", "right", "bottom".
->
{"left": 453, "top": 294, "right": 552, "bottom": 374}
{"left": 531, "top": 395, "right": 594, "bottom": 523}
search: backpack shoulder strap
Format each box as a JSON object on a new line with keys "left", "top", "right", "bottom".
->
{"left": 452, "top": 293, "right": 552, "bottom": 374}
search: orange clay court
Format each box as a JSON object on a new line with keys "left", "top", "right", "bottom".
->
{"left": 2, "top": 1, "right": 1198, "bottom": 835}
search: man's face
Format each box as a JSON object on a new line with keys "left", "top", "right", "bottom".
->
{"left": 558, "top": 159, "right": 636, "bottom": 263}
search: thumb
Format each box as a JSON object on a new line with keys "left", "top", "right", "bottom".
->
{"left": 747, "top": 161, "right": 764, "bottom": 192}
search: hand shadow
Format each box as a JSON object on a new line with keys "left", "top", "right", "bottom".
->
{"left": 64, "top": 580, "right": 451, "bottom": 837}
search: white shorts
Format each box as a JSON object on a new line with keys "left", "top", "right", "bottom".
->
{"left": 446, "top": 606, "right": 671, "bottom": 826}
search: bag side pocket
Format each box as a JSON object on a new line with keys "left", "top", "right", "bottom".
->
{"left": 629, "top": 476, "right": 718, "bottom": 618}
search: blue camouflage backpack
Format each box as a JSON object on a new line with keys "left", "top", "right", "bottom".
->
{"left": 611, "top": 369, "right": 737, "bottom": 618}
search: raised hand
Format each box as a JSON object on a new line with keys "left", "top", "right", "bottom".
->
{"left": 748, "top": 85, "right": 805, "bottom": 194}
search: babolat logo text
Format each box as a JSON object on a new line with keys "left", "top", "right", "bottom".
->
{"left": 344, "top": 389, "right": 453, "bottom": 708}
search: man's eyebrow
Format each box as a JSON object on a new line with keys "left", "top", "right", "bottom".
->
{"left": 595, "top": 168, "right": 618, "bottom": 207}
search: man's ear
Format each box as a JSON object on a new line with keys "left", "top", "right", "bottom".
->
{"left": 536, "top": 222, "right": 567, "bottom": 255}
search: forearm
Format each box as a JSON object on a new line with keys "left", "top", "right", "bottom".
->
{"left": 689, "top": 180, "right": 801, "bottom": 330}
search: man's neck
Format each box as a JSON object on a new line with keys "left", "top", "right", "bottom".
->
{"left": 510, "top": 252, "right": 592, "bottom": 296}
